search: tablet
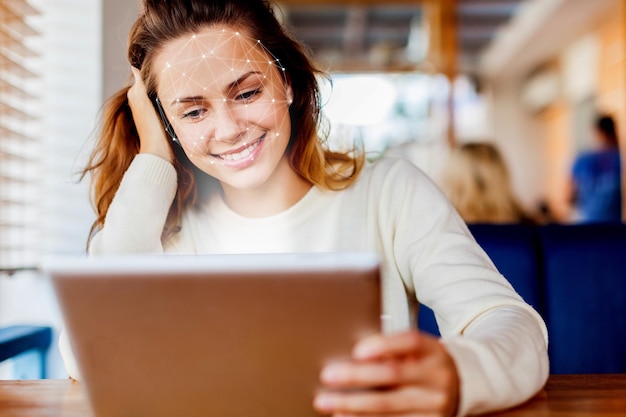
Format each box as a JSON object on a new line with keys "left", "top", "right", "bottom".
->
{"left": 44, "top": 252, "right": 381, "bottom": 417}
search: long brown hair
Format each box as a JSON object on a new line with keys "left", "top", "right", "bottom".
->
{"left": 82, "top": 0, "right": 364, "bottom": 244}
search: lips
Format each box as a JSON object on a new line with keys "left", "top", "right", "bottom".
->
{"left": 210, "top": 135, "right": 265, "bottom": 161}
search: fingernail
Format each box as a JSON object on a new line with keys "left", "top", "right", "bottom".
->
{"left": 313, "top": 394, "right": 334, "bottom": 411}
{"left": 321, "top": 365, "right": 342, "bottom": 382}
{"left": 354, "top": 342, "right": 379, "bottom": 359}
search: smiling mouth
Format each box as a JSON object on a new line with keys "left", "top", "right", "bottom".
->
{"left": 210, "top": 136, "right": 265, "bottom": 161}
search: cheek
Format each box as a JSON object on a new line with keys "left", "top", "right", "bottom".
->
{"left": 171, "top": 122, "right": 211, "bottom": 155}
{"left": 249, "top": 100, "right": 291, "bottom": 130}
{"left": 171, "top": 121, "right": 207, "bottom": 140}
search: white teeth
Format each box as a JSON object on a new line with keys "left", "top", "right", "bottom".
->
{"left": 218, "top": 140, "right": 260, "bottom": 161}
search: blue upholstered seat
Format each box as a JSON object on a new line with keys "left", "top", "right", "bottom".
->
{"left": 0, "top": 325, "right": 53, "bottom": 379}
{"left": 540, "top": 224, "right": 626, "bottom": 374}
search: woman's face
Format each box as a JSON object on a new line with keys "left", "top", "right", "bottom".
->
{"left": 154, "top": 26, "right": 293, "bottom": 191}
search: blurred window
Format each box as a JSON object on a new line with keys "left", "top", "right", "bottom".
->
{"left": 0, "top": 0, "right": 41, "bottom": 273}
{"left": 1, "top": 0, "right": 97, "bottom": 276}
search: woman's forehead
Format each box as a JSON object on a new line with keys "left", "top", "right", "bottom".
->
{"left": 154, "top": 27, "right": 282, "bottom": 96}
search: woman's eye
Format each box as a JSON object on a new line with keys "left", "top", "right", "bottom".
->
{"left": 181, "top": 109, "right": 205, "bottom": 119}
{"left": 237, "top": 88, "right": 261, "bottom": 102}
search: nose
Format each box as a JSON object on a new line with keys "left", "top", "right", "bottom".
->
{"left": 210, "top": 103, "right": 242, "bottom": 143}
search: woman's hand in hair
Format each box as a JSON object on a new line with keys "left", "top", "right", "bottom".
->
{"left": 128, "top": 67, "right": 174, "bottom": 163}
{"left": 314, "top": 330, "right": 460, "bottom": 417}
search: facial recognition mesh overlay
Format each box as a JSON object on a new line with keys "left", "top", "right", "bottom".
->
{"left": 155, "top": 29, "right": 292, "bottom": 166}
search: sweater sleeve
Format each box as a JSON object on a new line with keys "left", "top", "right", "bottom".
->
{"left": 88, "top": 153, "right": 177, "bottom": 254}
{"left": 375, "top": 159, "right": 549, "bottom": 416}
{"left": 443, "top": 307, "right": 549, "bottom": 416}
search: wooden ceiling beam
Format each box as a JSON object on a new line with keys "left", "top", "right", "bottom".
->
{"left": 422, "top": 0, "right": 458, "bottom": 75}
{"left": 423, "top": 0, "right": 458, "bottom": 147}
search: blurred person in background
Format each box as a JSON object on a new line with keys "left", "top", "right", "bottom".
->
{"left": 439, "top": 142, "right": 537, "bottom": 224}
{"left": 569, "top": 114, "right": 622, "bottom": 223}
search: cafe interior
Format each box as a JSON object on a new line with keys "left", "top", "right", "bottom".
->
{"left": 1, "top": 0, "right": 625, "bottom": 415}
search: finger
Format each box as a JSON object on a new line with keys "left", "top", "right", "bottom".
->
{"left": 321, "top": 359, "right": 424, "bottom": 388}
{"left": 321, "top": 354, "right": 456, "bottom": 390}
{"left": 130, "top": 66, "right": 141, "bottom": 82}
{"left": 129, "top": 67, "right": 140, "bottom": 90}
{"left": 313, "top": 385, "right": 449, "bottom": 416}
{"left": 129, "top": 66, "right": 138, "bottom": 85}
{"left": 353, "top": 331, "right": 439, "bottom": 361}
{"left": 128, "top": 67, "right": 150, "bottom": 102}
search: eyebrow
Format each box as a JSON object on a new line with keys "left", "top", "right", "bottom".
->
{"left": 170, "top": 71, "right": 264, "bottom": 106}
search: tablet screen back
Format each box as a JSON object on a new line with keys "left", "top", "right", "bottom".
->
{"left": 45, "top": 252, "right": 381, "bottom": 417}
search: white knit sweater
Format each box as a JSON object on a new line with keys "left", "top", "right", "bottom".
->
{"left": 61, "top": 153, "right": 549, "bottom": 416}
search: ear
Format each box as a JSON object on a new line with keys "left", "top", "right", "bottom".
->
{"left": 285, "top": 83, "right": 293, "bottom": 104}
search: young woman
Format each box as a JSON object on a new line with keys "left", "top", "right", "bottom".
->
{"left": 64, "top": 1, "right": 549, "bottom": 416}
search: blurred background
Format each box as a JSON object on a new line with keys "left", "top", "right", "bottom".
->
{"left": 1, "top": 0, "right": 624, "bottom": 378}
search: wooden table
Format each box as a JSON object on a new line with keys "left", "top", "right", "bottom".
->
{"left": 0, "top": 374, "right": 624, "bottom": 416}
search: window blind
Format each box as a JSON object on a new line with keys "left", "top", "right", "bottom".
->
{"left": 1, "top": 0, "right": 99, "bottom": 275}
{"left": 0, "top": 0, "right": 41, "bottom": 274}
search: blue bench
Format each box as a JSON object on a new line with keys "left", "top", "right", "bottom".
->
{"left": 418, "top": 223, "right": 626, "bottom": 374}
{"left": 0, "top": 325, "right": 53, "bottom": 379}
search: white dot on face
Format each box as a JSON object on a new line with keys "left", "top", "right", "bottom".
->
{"left": 275, "top": 133, "right": 279, "bottom": 137}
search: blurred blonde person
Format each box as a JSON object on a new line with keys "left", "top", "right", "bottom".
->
{"left": 440, "top": 142, "right": 532, "bottom": 223}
